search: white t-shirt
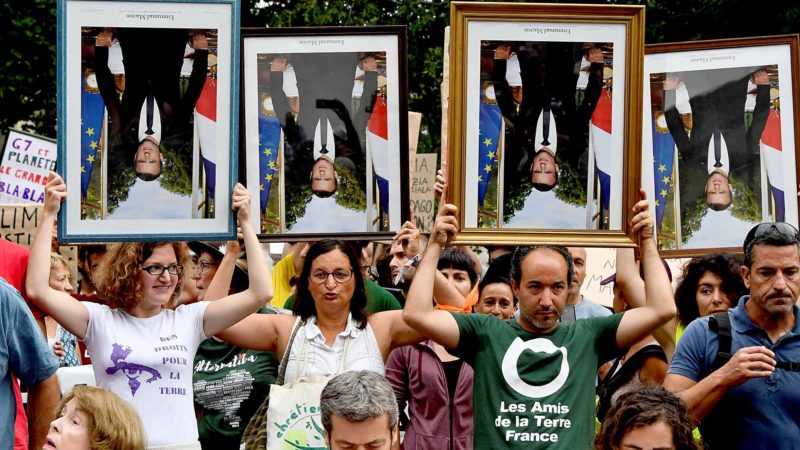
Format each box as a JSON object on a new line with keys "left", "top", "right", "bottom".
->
{"left": 84, "top": 301, "right": 208, "bottom": 447}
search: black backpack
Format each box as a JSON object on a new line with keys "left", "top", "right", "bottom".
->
{"left": 596, "top": 344, "right": 667, "bottom": 421}
{"left": 708, "top": 311, "right": 800, "bottom": 372}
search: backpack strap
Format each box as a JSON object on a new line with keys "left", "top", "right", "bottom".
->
{"left": 709, "top": 311, "right": 733, "bottom": 372}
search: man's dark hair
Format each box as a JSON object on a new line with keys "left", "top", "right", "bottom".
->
{"left": 531, "top": 181, "right": 557, "bottom": 192}
{"left": 136, "top": 172, "right": 159, "bottom": 182}
{"left": 674, "top": 253, "right": 746, "bottom": 326}
{"left": 312, "top": 187, "right": 336, "bottom": 198}
{"left": 707, "top": 202, "right": 731, "bottom": 211}
{"left": 743, "top": 224, "right": 800, "bottom": 267}
{"left": 510, "top": 246, "right": 573, "bottom": 286}
{"left": 595, "top": 386, "right": 699, "bottom": 450}
{"left": 293, "top": 239, "right": 368, "bottom": 329}
{"left": 310, "top": 159, "right": 338, "bottom": 198}
{"left": 529, "top": 150, "right": 558, "bottom": 192}
{"left": 437, "top": 247, "right": 479, "bottom": 288}
{"left": 132, "top": 141, "right": 163, "bottom": 181}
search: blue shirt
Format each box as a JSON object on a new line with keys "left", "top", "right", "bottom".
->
{"left": 669, "top": 296, "right": 800, "bottom": 449}
{"left": 575, "top": 296, "right": 612, "bottom": 320}
{"left": 0, "top": 278, "right": 60, "bottom": 449}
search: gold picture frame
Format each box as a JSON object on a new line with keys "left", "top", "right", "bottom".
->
{"left": 447, "top": 2, "right": 644, "bottom": 247}
{"left": 644, "top": 35, "right": 800, "bottom": 257}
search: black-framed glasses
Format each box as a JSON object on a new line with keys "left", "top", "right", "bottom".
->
{"left": 141, "top": 264, "right": 184, "bottom": 276}
{"left": 743, "top": 222, "right": 800, "bottom": 250}
{"left": 310, "top": 269, "right": 354, "bottom": 284}
{"left": 195, "top": 260, "right": 219, "bottom": 273}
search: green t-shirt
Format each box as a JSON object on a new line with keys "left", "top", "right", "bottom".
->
{"left": 193, "top": 309, "right": 279, "bottom": 449}
{"left": 283, "top": 279, "right": 401, "bottom": 313}
{"left": 451, "top": 313, "right": 624, "bottom": 450}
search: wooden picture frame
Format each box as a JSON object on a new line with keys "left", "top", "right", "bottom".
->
{"left": 241, "top": 26, "right": 410, "bottom": 240}
{"left": 57, "top": 0, "right": 239, "bottom": 242}
{"left": 644, "top": 35, "right": 800, "bottom": 257}
{"left": 447, "top": 2, "right": 644, "bottom": 247}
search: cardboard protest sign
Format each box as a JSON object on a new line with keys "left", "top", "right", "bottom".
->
{"left": 411, "top": 154, "right": 437, "bottom": 232}
{"left": 0, "top": 130, "right": 57, "bottom": 204}
{"left": 1, "top": 203, "right": 79, "bottom": 285}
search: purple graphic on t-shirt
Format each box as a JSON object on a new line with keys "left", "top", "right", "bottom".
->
{"left": 105, "top": 343, "right": 162, "bottom": 395}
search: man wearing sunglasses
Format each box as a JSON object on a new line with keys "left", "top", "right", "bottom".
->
{"left": 665, "top": 222, "right": 800, "bottom": 450}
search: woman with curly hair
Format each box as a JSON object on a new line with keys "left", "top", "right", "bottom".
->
{"left": 27, "top": 173, "right": 273, "bottom": 449}
{"left": 47, "top": 385, "right": 146, "bottom": 450}
{"left": 674, "top": 253, "right": 746, "bottom": 328}
{"left": 595, "top": 386, "right": 699, "bottom": 450}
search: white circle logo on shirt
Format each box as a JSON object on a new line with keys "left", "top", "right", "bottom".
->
{"left": 501, "top": 337, "right": 569, "bottom": 398}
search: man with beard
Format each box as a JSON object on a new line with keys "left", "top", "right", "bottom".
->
{"left": 402, "top": 191, "right": 675, "bottom": 449}
{"left": 665, "top": 222, "right": 800, "bottom": 449}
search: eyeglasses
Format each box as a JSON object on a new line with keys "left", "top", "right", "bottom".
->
{"left": 141, "top": 264, "right": 184, "bottom": 276}
{"left": 195, "top": 260, "right": 219, "bottom": 273}
{"left": 310, "top": 269, "right": 353, "bottom": 284}
{"left": 743, "top": 222, "right": 800, "bottom": 251}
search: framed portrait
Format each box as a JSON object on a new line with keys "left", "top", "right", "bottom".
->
{"left": 447, "top": 2, "right": 645, "bottom": 247}
{"left": 57, "top": 0, "right": 239, "bottom": 242}
{"left": 241, "top": 26, "right": 409, "bottom": 240}
{"left": 644, "top": 35, "right": 800, "bottom": 256}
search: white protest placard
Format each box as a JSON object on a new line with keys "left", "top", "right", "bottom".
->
{"left": 0, "top": 130, "right": 57, "bottom": 204}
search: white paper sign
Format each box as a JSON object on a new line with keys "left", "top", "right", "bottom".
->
{"left": 0, "top": 130, "right": 57, "bottom": 204}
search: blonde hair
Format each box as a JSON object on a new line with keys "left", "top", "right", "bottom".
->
{"left": 93, "top": 242, "right": 188, "bottom": 311}
{"left": 58, "top": 386, "right": 146, "bottom": 450}
{"left": 50, "top": 252, "right": 70, "bottom": 271}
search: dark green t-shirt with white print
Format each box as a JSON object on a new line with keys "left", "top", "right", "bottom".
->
{"left": 451, "top": 312, "right": 623, "bottom": 450}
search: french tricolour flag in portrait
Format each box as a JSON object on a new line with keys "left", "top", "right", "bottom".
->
{"left": 195, "top": 76, "right": 217, "bottom": 199}
{"left": 590, "top": 87, "right": 612, "bottom": 211}
{"left": 367, "top": 93, "right": 393, "bottom": 214}
{"left": 761, "top": 107, "right": 784, "bottom": 221}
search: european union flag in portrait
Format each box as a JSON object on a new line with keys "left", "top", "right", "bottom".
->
{"left": 652, "top": 113, "right": 675, "bottom": 231}
{"left": 258, "top": 114, "right": 281, "bottom": 212}
{"left": 81, "top": 71, "right": 105, "bottom": 198}
{"left": 478, "top": 85, "right": 502, "bottom": 207}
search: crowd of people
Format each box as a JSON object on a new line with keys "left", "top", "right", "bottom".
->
{"left": 1, "top": 171, "right": 799, "bottom": 450}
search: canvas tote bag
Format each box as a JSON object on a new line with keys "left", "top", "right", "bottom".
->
{"left": 264, "top": 321, "right": 350, "bottom": 450}
{"left": 240, "top": 320, "right": 303, "bottom": 449}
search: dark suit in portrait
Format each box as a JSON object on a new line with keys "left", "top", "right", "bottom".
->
{"left": 491, "top": 42, "right": 604, "bottom": 196}
{"left": 664, "top": 67, "right": 770, "bottom": 213}
{"left": 270, "top": 53, "right": 378, "bottom": 194}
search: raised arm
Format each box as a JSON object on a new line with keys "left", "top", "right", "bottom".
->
{"left": 202, "top": 239, "right": 242, "bottom": 302}
{"left": 202, "top": 184, "right": 274, "bottom": 336}
{"left": 615, "top": 247, "right": 677, "bottom": 360}
{"left": 216, "top": 311, "right": 295, "bottom": 356}
{"left": 402, "top": 205, "right": 462, "bottom": 350}
{"left": 615, "top": 190, "right": 676, "bottom": 349}
{"left": 26, "top": 173, "right": 90, "bottom": 339}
